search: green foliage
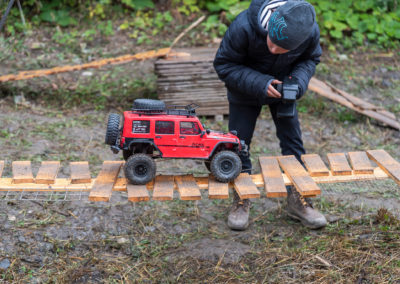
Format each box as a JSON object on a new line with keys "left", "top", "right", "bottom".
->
{"left": 1, "top": 0, "right": 399, "bottom": 49}
{"left": 309, "top": 0, "right": 400, "bottom": 48}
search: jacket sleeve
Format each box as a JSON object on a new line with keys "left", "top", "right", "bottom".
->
{"left": 290, "top": 25, "right": 322, "bottom": 99}
{"left": 213, "top": 18, "right": 274, "bottom": 101}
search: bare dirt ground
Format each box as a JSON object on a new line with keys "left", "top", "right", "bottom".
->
{"left": 0, "top": 28, "right": 400, "bottom": 282}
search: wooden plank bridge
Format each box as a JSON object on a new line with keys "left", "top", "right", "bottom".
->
{"left": 0, "top": 150, "right": 399, "bottom": 202}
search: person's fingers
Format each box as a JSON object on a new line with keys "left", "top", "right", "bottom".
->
{"left": 271, "top": 79, "right": 282, "bottom": 84}
{"left": 268, "top": 84, "right": 281, "bottom": 98}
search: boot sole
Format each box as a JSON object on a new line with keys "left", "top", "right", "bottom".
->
{"left": 287, "top": 212, "right": 325, "bottom": 229}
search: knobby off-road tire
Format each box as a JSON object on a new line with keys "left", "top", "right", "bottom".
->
{"left": 133, "top": 99, "right": 165, "bottom": 111}
{"left": 204, "top": 160, "right": 211, "bottom": 172}
{"left": 105, "top": 113, "right": 120, "bottom": 145}
{"left": 124, "top": 154, "right": 156, "bottom": 185}
{"left": 211, "top": 150, "right": 242, "bottom": 183}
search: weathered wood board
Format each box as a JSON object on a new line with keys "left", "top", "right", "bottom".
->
{"left": 259, "top": 156, "right": 287, "bottom": 197}
{"left": 301, "top": 154, "right": 330, "bottom": 177}
{"left": 208, "top": 175, "right": 229, "bottom": 199}
{"left": 70, "top": 162, "right": 92, "bottom": 184}
{"left": 127, "top": 184, "right": 150, "bottom": 202}
{"left": 152, "top": 175, "right": 174, "bottom": 201}
{"left": 88, "top": 161, "right": 123, "bottom": 202}
{"left": 277, "top": 156, "right": 321, "bottom": 196}
{"left": 0, "top": 149, "right": 399, "bottom": 202}
{"left": 175, "top": 175, "right": 202, "bottom": 200}
{"left": 233, "top": 173, "right": 260, "bottom": 199}
{"left": 35, "top": 161, "right": 60, "bottom": 184}
{"left": 0, "top": 161, "right": 4, "bottom": 177}
{"left": 12, "top": 161, "right": 34, "bottom": 184}
{"left": 327, "top": 153, "right": 353, "bottom": 176}
{"left": 348, "top": 151, "right": 374, "bottom": 175}
{"left": 367, "top": 149, "right": 400, "bottom": 185}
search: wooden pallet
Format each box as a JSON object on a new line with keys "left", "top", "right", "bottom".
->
{"left": 155, "top": 47, "right": 229, "bottom": 116}
{"left": 0, "top": 150, "right": 399, "bottom": 202}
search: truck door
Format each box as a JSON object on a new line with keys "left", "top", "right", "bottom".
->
{"left": 154, "top": 120, "right": 177, "bottom": 157}
{"left": 178, "top": 121, "right": 207, "bottom": 158}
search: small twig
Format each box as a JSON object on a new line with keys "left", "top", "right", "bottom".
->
{"left": 16, "top": 0, "right": 26, "bottom": 28}
{"left": 30, "top": 200, "right": 70, "bottom": 217}
{"left": 314, "top": 255, "right": 332, "bottom": 267}
{"left": 168, "top": 15, "right": 206, "bottom": 52}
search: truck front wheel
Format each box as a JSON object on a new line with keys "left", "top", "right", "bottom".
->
{"left": 210, "top": 151, "right": 242, "bottom": 183}
{"left": 124, "top": 154, "right": 156, "bottom": 185}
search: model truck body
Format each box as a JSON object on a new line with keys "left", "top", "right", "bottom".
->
{"left": 105, "top": 99, "right": 247, "bottom": 185}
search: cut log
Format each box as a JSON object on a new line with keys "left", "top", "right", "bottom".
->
{"left": 208, "top": 175, "right": 229, "bottom": 199}
{"left": 277, "top": 156, "right": 321, "bottom": 196}
{"left": 127, "top": 184, "right": 150, "bottom": 202}
{"left": 88, "top": 161, "right": 123, "bottom": 202}
{"left": 259, "top": 156, "right": 287, "bottom": 197}
{"left": 70, "top": 162, "right": 92, "bottom": 184}
{"left": 152, "top": 175, "right": 174, "bottom": 201}
{"left": 12, "top": 161, "right": 34, "bottom": 184}
{"left": 175, "top": 175, "right": 202, "bottom": 200}
{"left": 348, "top": 151, "right": 374, "bottom": 174}
{"left": 35, "top": 161, "right": 60, "bottom": 184}
{"left": 301, "top": 154, "right": 330, "bottom": 177}
{"left": 327, "top": 153, "right": 353, "bottom": 176}
{"left": 233, "top": 173, "right": 260, "bottom": 199}
{"left": 367, "top": 149, "right": 400, "bottom": 185}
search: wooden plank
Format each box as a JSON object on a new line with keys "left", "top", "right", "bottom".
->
{"left": 127, "top": 184, "right": 150, "bottom": 202}
{"left": 175, "top": 175, "right": 202, "bottom": 200}
{"left": 88, "top": 161, "right": 123, "bottom": 202}
{"left": 35, "top": 161, "right": 60, "bottom": 184}
{"left": 70, "top": 161, "right": 91, "bottom": 184}
{"left": 208, "top": 176, "right": 229, "bottom": 199}
{"left": 327, "top": 153, "right": 353, "bottom": 176}
{"left": 0, "top": 161, "right": 4, "bottom": 177}
{"left": 259, "top": 156, "right": 287, "bottom": 197}
{"left": 0, "top": 178, "right": 93, "bottom": 191}
{"left": 12, "top": 161, "right": 34, "bottom": 184}
{"left": 152, "top": 175, "right": 174, "bottom": 201}
{"left": 277, "top": 156, "right": 321, "bottom": 196}
{"left": 367, "top": 149, "right": 400, "bottom": 185}
{"left": 301, "top": 154, "right": 330, "bottom": 177}
{"left": 348, "top": 151, "right": 374, "bottom": 174}
{"left": 309, "top": 78, "right": 400, "bottom": 131}
{"left": 233, "top": 173, "right": 260, "bottom": 199}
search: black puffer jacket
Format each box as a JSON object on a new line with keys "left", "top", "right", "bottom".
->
{"left": 213, "top": 0, "right": 322, "bottom": 106}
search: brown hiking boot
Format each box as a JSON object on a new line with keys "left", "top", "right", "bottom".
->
{"left": 227, "top": 191, "right": 251, "bottom": 231}
{"left": 286, "top": 186, "right": 327, "bottom": 229}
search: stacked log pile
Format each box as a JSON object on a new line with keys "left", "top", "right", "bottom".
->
{"left": 155, "top": 48, "right": 229, "bottom": 116}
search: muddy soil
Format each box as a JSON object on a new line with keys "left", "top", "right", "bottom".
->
{"left": 1, "top": 30, "right": 400, "bottom": 282}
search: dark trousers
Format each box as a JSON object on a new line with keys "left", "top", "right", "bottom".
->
{"left": 229, "top": 102, "right": 305, "bottom": 172}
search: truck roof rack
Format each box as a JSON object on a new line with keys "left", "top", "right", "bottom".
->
{"left": 132, "top": 103, "right": 199, "bottom": 117}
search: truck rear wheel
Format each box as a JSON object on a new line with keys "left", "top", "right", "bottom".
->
{"left": 211, "top": 151, "right": 242, "bottom": 183}
{"left": 124, "top": 154, "right": 156, "bottom": 185}
{"left": 105, "top": 113, "right": 120, "bottom": 145}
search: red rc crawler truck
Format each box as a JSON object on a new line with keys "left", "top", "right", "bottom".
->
{"left": 105, "top": 99, "right": 247, "bottom": 185}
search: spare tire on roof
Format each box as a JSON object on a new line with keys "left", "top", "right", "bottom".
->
{"left": 133, "top": 99, "right": 165, "bottom": 111}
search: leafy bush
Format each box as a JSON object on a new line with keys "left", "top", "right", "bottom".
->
{"left": 1, "top": 0, "right": 399, "bottom": 48}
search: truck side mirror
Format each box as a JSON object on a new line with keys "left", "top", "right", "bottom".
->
{"left": 206, "top": 129, "right": 211, "bottom": 134}
{"left": 200, "top": 130, "right": 206, "bottom": 138}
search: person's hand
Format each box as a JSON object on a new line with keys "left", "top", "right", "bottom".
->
{"left": 267, "top": 79, "right": 282, "bottom": 98}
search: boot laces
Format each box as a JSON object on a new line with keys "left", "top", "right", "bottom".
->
{"left": 294, "top": 188, "right": 312, "bottom": 208}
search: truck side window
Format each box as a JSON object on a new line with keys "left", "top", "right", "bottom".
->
{"left": 132, "top": 120, "right": 150, "bottom": 133}
{"left": 156, "top": 121, "right": 174, "bottom": 134}
{"left": 180, "top": 121, "right": 201, "bottom": 135}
